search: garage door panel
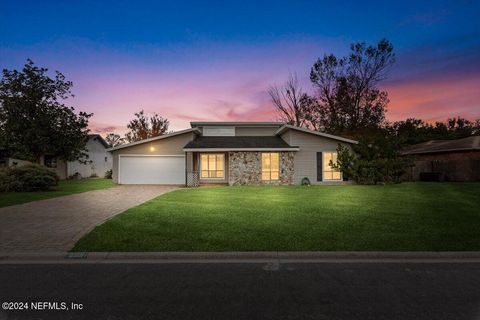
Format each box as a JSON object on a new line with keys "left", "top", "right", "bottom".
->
{"left": 119, "top": 156, "right": 185, "bottom": 184}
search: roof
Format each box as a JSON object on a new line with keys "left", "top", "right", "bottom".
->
{"left": 88, "top": 134, "right": 109, "bottom": 148}
{"left": 183, "top": 136, "right": 299, "bottom": 151}
{"left": 401, "top": 135, "right": 480, "bottom": 155}
{"left": 275, "top": 124, "right": 359, "bottom": 144}
{"left": 107, "top": 122, "right": 358, "bottom": 152}
{"left": 106, "top": 128, "right": 201, "bottom": 152}
{"left": 190, "top": 121, "right": 284, "bottom": 128}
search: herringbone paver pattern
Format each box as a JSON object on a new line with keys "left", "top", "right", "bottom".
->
{"left": 0, "top": 185, "right": 177, "bottom": 252}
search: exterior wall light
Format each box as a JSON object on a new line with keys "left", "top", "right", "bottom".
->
{"left": 149, "top": 146, "right": 155, "bottom": 152}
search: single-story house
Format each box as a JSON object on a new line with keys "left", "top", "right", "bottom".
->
{"left": 401, "top": 135, "right": 480, "bottom": 182}
{"left": 107, "top": 122, "right": 358, "bottom": 186}
{"left": 41, "top": 134, "right": 113, "bottom": 179}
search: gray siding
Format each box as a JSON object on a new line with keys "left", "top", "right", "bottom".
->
{"left": 288, "top": 130, "right": 353, "bottom": 185}
{"left": 186, "top": 152, "right": 194, "bottom": 172}
{"left": 111, "top": 132, "right": 195, "bottom": 183}
{"left": 55, "top": 159, "right": 68, "bottom": 180}
{"left": 68, "top": 138, "right": 112, "bottom": 178}
{"left": 280, "top": 130, "right": 291, "bottom": 144}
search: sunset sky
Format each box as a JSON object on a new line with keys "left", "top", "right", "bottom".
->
{"left": 1, "top": 1, "right": 479, "bottom": 134}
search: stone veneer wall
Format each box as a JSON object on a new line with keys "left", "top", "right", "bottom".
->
{"left": 228, "top": 151, "right": 294, "bottom": 186}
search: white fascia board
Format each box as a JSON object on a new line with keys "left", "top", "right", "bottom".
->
{"left": 275, "top": 125, "right": 358, "bottom": 144}
{"left": 107, "top": 128, "right": 201, "bottom": 152}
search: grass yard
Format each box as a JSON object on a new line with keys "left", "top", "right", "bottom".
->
{"left": 0, "top": 178, "right": 115, "bottom": 208}
{"left": 73, "top": 183, "right": 480, "bottom": 252}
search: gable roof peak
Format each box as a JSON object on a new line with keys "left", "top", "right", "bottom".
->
{"left": 275, "top": 124, "right": 358, "bottom": 144}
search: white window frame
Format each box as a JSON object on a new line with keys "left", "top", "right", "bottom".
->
{"left": 261, "top": 152, "right": 280, "bottom": 181}
{"left": 44, "top": 155, "right": 58, "bottom": 168}
{"left": 322, "top": 151, "right": 342, "bottom": 182}
{"left": 200, "top": 153, "right": 225, "bottom": 180}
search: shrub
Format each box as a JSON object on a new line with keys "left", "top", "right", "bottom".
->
{"left": 104, "top": 169, "right": 112, "bottom": 179}
{"left": 0, "top": 169, "right": 12, "bottom": 191}
{"left": 0, "top": 164, "right": 59, "bottom": 192}
{"left": 333, "top": 144, "right": 411, "bottom": 185}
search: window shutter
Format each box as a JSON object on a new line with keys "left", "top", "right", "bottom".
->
{"left": 316, "top": 152, "right": 323, "bottom": 182}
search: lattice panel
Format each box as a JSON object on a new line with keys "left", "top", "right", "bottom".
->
{"left": 187, "top": 171, "right": 200, "bottom": 187}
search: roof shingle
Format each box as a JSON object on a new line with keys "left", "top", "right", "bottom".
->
{"left": 401, "top": 135, "right": 480, "bottom": 155}
{"left": 184, "top": 136, "right": 298, "bottom": 149}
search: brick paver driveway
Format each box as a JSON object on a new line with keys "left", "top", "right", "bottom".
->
{"left": 0, "top": 185, "right": 177, "bottom": 252}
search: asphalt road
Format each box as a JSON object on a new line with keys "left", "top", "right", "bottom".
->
{"left": 0, "top": 262, "right": 479, "bottom": 320}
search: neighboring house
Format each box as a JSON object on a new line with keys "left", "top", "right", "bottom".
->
{"left": 41, "top": 134, "right": 113, "bottom": 179}
{"left": 107, "top": 122, "right": 358, "bottom": 186}
{"left": 0, "top": 158, "right": 32, "bottom": 167}
{"left": 401, "top": 135, "right": 480, "bottom": 182}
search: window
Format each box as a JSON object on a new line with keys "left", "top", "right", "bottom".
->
{"left": 323, "top": 152, "right": 341, "bottom": 181}
{"left": 200, "top": 154, "right": 224, "bottom": 179}
{"left": 44, "top": 155, "right": 57, "bottom": 168}
{"left": 262, "top": 153, "right": 279, "bottom": 181}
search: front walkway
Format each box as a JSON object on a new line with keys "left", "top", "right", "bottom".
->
{"left": 0, "top": 185, "right": 177, "bottom": 252}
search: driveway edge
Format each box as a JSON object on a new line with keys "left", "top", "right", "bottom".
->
{"left": 1, "top": 251, "right": 480, "bottom": 264}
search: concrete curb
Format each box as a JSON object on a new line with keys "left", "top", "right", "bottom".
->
{"left": 1, "top": 251, "right": 480, "bottom": 264}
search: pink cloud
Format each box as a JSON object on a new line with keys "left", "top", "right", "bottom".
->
{"left": 25, "top": 37, "right": 475, "bottom": 134}
{"left": 83, "top": 66, "right": 480, "bottom": 136}
{"left": 73, "top": 60, "right": 300, "bottom": 133}
{"left": 385, "top": 73, "right": 480, "bottom": 122}
{"left": 24, "top": 37, "right": 330, "bottom": 134}
{"left": 88, "top": 123, "right": 121, "bottom": 135}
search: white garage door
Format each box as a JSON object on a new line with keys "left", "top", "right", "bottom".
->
{"left": 119, "top": 155, "right": 185, "bottom": 184}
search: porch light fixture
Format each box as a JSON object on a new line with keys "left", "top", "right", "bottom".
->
{"left": 149, "top": 146, "right": 155, "bottom": 152}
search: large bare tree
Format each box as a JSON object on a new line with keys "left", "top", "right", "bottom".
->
{"left": 268, "top": 73, "right": 308, "bottom": 127}
{"left": 309, "top": 39, "right": 395, "bottom": 137}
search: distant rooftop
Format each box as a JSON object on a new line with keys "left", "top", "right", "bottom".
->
{"left": 401, "top": 135, "right": 480, "bottom": 155}
{"left": 88, "top": 134, "right": 109, "bottom": 148}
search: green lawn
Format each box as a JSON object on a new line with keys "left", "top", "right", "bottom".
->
{"left": 73, "top": 183, "right": 480, "bottom": 252}
{"left": 0, "top": 178, "right": 115, "bottom": 208}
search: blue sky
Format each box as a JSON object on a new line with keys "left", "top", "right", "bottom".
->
{"left": 1, "top": 0, "right": 479, "bottom": 133}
